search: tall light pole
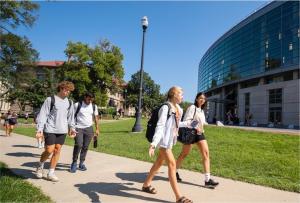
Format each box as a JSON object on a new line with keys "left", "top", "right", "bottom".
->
{"left": 132, "top": 16, "right": 148, "bottom": 132}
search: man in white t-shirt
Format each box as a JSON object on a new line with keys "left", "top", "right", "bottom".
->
{"left": 70, "top": 92, "right": 99, "bottom": 173}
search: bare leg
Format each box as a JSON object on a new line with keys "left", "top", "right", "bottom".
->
{"left": 143, "top": 149, "right": 165, "bottom": 187}
{"left": 9, "top": 125, "right": 14, "bottom": 136}
{"left": 40, "top": 145, "right": 55, "bottom": 162}
{"left": 196, "top": 140, "right": 210, "bottom": 173}
{"left": 5, "top": 124, "right": 9, "bottom": 136}
{"left": 50, "top": 144, "right": 62, "bottom": 169}
{"left": 176, "top": 144, "right": 193, "bottom": 169}
{"left": 161, "top": 148, "right": 182, "bottom": 201}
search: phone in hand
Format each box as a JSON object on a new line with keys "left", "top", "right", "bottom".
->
{"left": 93, "top": 136, "right": 98, "bottom": 148}
{"left": 191, "top": 120, "right": 199, "bottom": 128}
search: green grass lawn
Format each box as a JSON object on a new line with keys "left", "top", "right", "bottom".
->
{"left": 12, "top": 119, "right": 300, "bottom": 192}
{"left": 17, "top": 117, "right": 35, "bottom": 124}
{"left": 0, "top": 162, "right": 53, "bottom": 203}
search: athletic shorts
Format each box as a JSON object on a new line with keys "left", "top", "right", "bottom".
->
{"left": 44, "top": 132, "right": 66, "bottom": 145}
{"left": 193, "top": 133, "right": 206, "bottom": 143}
{"left": 180, "top": 133, "right": 206, "bottom": 145}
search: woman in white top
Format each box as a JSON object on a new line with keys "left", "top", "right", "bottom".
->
{"left": 176, "top": 92, "right": 219, "bottom": 188}
{"left": 142, "top": 86, "right": 193, "bottom": 203}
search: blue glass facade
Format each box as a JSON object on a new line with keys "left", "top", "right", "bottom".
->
{"left": 198, "top": 1, "right": 299, "bottom": 92}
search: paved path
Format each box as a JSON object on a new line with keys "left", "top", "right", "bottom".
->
{"left": 212, "top": 125, "right": 300, "bottom": 136}
{"left": 0, "top": 131, "right": 299, "bottom": 203}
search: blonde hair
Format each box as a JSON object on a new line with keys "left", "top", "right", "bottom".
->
{"left": 57, "top": 81, "right": 75, "bottom": 92}
{"left": 167, "top": 86, "right": 182, "bottom": 100}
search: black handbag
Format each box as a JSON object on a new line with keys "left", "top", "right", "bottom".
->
{"left": 178, "top": 127, "right": 198, "bottom": 144}
{"left": 178, "top": 106, "right": 197, "bottom": 144}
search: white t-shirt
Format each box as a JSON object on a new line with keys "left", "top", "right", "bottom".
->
{"left": 183, "top": 105, "right": 208, "bottom": 133}
{"left": 74, "top": 102, "right": 99, "bottom": 129}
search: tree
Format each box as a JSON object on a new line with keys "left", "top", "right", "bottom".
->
{"left": 126, "top": 71, "right": 165, "bottom": 115}
{"left": 180, "top": 101, "right": 192, "bottom": 112}
{"left": 0, "top": 1, "right": 39, "bottom": 31}
{"left": 56, "top": 40, "right": 125, "bottom": 106}
{"left": 0, "top": 1, "right": 39, "bottom": 97}
{"left": 7, "top": 68, "right": 54, "bottom": 113}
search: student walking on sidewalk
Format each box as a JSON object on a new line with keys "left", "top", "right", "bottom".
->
{"left": 142, "top": 86, "right": 194, "bottom": 203}
{"left": 176, "top": 92, "right": 219, "bottom": 188}
{"left": 4, "top": 111, "right": 18, "bottom": 137}
{"left": 35, "top": 81, "right": 76, "bottom": 182}
{"left": 70, "top": 92, "right": 99, "bottom": 173}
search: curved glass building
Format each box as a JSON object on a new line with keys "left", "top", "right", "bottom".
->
{"left": 198, "top": 1, "right": 299, "bottom": 127}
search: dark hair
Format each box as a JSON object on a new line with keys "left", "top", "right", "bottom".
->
{"left": 194, "top": 92, "right": 207, "bottom": 109}
{"left": 84, "top": 92, "right": 95, "bottom": 98}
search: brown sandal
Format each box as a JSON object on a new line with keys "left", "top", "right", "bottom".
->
{"left": 176, "top": 196, "right": 193, "bottom": 203}
{"left": 142, "top": 185, "right": 157, "bottom": 194}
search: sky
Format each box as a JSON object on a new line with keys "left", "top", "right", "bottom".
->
{"left": 15, "top": 0, "right": 268, "bottom": 102}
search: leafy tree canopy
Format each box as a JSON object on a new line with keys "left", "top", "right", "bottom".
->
{"left": 126, "top": 71, "right": 165, "bottom": 114}
{"left": 0, "top": 1, "right": 39, "bottom": 96}
{"left": 56, "top": 40, "right": 125, "bottom": 106}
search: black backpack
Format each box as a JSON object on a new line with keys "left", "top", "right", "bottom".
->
{"left": 145, "top": 102, "right": 173, "bottom": 143}
{"left": 74, "top": 101, "right": 96, "bottom": 121}
{"left": 48, "top": 95, "right": 72, "bottom": 112}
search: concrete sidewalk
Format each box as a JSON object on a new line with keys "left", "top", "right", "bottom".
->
{"left": 0, "top": 131, "right": 299, "bottom": 203}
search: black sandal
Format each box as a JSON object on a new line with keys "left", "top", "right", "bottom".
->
{"left": 176, "top": 196, "right": 193, "bottom": 203}
{"left": 142, "top": 185, "right": 157, "bottom": 194}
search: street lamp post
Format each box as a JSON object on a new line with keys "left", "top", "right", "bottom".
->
{"left": 132, "top": 16, "right": 148, "bottom": 132}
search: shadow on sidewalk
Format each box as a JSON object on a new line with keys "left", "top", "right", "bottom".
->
{"left": 12, "top": 144, "right": 36, "bottom": 148}
{"left": 116, "top": 172, "right": 210, "bottom": 189}
{"left": 8, "top": 167, "right": 41, "bottom": 180}
{"left": 6, "top": 152, "right": 40, "bottom": 158}
{"left": 116, "top": 172, "right": 166, "bottom": 183}
{"left": 74, "top": 182, "right": 173, "bottom": 203}
{"left": 21, "top": 162, "right": 70, "bottom": 171}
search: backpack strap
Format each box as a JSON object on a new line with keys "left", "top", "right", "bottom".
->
{"left": 163, "top": 102, "right": 178, "bottom": 128}
{"left": 192, "top": 105, "right": 197, "bottom": 120}
{"left": 75, "top": 101, "right": 82, "bottom": 120}
{"left": 161, "top": 102, "right": 172, "bottom": 120}
{"left": 68, "top": 99, "right": 72, "bottom": 111}
{"left": 92, "top": 103, "right": 96, "bottom": 121}
{"left": 49, "top": 95, "right": 72, "bottom": 113}
{"left": 50, "top": 95, "right": 55, "bottom": 112}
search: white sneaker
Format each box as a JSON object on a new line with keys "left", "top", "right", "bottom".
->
{"left": 38, "top": 144, "right": 42, "bottom": 149}
{"left": 47, "top": 173, "right": 59, "bottom": 182}
{"left": 41, "top": 142, "right": 45, "bottom": 148}
{"left": 36, "top": 166, "right": 43, "bottom": 179}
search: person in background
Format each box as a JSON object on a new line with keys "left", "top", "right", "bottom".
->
{"left": 5, "top": 112, "right": 18, "bottom": 136}
{"left": 3, "top": 110, "right": 12, "bottom": 137}
{"left": 24, "top": 112, "right": 29, "bottom": 124}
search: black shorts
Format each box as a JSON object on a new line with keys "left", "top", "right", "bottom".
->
{"left": 8, "top": 121, "right": 16, "bottom": 125}
{"left": 44, "top": 132, "right": 66, "bottom": 145}
{"left": 177, "top": 128, "right": 205, "bottom": 145}
{"left": 193, "top": 133, "right": 206, "bottom": 143}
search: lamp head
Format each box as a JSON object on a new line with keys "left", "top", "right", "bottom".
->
{"left": 141, "top": 16, "right": 148, "bottom": 30}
